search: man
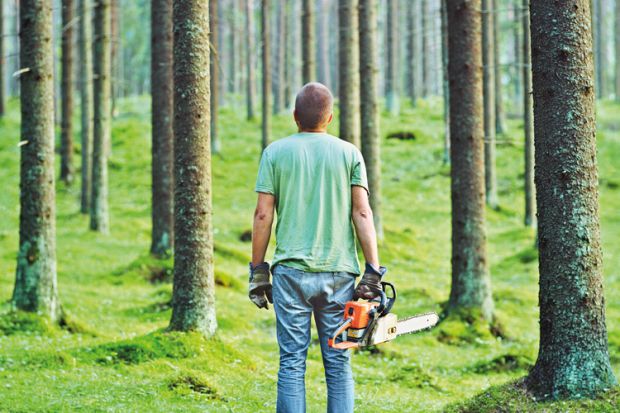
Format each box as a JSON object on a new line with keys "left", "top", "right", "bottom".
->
{"left": 249, "top": 82, "right": 386, "bottom": 413}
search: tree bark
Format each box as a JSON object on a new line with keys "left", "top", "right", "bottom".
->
{"left": 0, "top": 0, "right": 5, "bottom": 116}
{"left": 615, "top": 0, "right": 620, "bottom": 100}
{"left": 492, "top": 0, "right": 504, "bottom": 134}
{"left": 406, "top": 0, "right": 418, "bottom": 106}
{"left": 245, "top": 0, "right": 256, "bottom": 120}
{"left": 359, "top": 0, "right": 382, "bottom": 240}
{"left": 441, "top": 0, "right": 449, "bottom": 164}
{"left": 209, "top": 0, "right": 220, "bottom": 153}
{"left": 316, "top": 0, "right": 330, "bottom": 88}
{"left": 261, "top": 0, "right": 270, "bottom": 150}
{"left": 421, "top": 0, "right": 429, "bottom": 97}
{"left": 90, "top": 0, "right": 111, "bottom": 234}
{"left": 79, "top": 0, "right": 93, "bottom": 214}
{"left": 522, "top": 0, "right": 535, "bottom": 228}
{"left": 446, "top": 0, "right": 493, "bottom": 322}
{"left": 482, "top": 0, "right": 498, "bottom": 209}
{"left": 228, "top": 0, "right": 238, "bottom": 95}
{"left": 593, "top": 0, "right": 605, "bottom": 99}
{"left": 151, "top": 0, "right": 174, "bottom": 257}
{"left": 512, "top": 0, "right": 522, "bottom": 113}
{"left": 273, "top": 0, "right": 285, "bottom": 114}
{"left": 338, "top": 0, "right": 360, "bottom": 147}
{"left": 526, "top": 0, "right": 617, "bottom": 398}
{"left": 169, "top": 0, "right": 217, "bottom": 337}
{"left": 60, "top": 0, "right": 74, "bottom": 185}
{"left": 385, "top": 0, "right": 398, "bottom": 115}
{"left": 302, "top": 0, "right": 315, "bottom": 83}
{"left": 12, "top": 0, "right": 61, "bottom": 322}
{"left": 110, "top": 0, "right": 118, "bottom": 115}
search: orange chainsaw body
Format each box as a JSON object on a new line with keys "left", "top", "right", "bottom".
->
{"left": 344, "top": 301, "right": 379, "bottom": 329}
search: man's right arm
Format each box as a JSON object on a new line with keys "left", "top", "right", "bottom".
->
{"left": 351, "top": 185, "right": 379, "bottom": 268}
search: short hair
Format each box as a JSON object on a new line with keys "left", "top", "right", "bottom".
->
{"left": 294, "top": 83, "right": 334, "bottom": 129}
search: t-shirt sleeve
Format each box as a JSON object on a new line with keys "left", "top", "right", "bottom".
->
{"left": 351, "top": 149, "right": 370, "bottom": 194}
{"left": 255, "top": 150, "right": 276, "bottom": 194}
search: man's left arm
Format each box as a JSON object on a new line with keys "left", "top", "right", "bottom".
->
{"left": 249, "top": 192, "right": 275, "bottom": 309}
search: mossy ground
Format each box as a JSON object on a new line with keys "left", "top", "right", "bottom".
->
{"left": 0, "top": 96, "right": 618, "bottom": 412}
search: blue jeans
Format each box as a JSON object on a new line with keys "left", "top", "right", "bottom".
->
{"left": 272, "top": 264, "right": 355, "bottom": 413}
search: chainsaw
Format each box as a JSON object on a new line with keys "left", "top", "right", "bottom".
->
{"left": 328, "top": 281, "right": 439, "bottom": 350}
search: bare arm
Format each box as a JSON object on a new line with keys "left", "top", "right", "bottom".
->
{"left": 351, "top": 186, "right": 380, "bottom": 268}
{"left": 251, "top": 192, "right": 276, "bottom": 267}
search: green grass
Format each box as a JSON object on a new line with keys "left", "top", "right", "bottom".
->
{"left": 0, "top": 95, "right": 618, "bottom": 412}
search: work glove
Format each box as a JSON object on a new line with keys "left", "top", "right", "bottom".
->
{"left": 354, "top": 263, "right": 387, "bottom": 300}
{"left": 249, "top": 262, "right": 273, "bottom": 309}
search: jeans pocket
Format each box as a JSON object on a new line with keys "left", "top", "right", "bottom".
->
{"left": 332, "top": 272, "right": 355, "bottom": 306}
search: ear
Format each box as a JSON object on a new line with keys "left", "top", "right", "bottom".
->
{"left": 326, "top": 113, "right": 333, "bottom": 125}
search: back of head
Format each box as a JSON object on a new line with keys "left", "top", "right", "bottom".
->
{"left": 294, "top": 83, "right": 334, "bottom": 130}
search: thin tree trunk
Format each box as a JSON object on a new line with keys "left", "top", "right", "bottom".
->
{"left": 0, "top": 0, "right": 5, "bottom": 116}
{"left": 60, "top": 0, "right": 74, "bottom": 185}
{"left": 79, "top": 0, "right": 93, "bottom": 214}
{"left": 261, "top": 0, "right": 270, "bottom": 150}
{"left": 169, "top": 0, "right": 217, "bottom": 337}
{"left": 210, "top": 0, "right": 220, "bottom": 153}
{"left": 493, "top": 0, "right": 504, "bottom": 134}
{"left": 406, "top": 0, "right": 418, "bottom": 106}
{"left": 217, "top": 0, "right": 225, "bottom": 106}
{"left": 594, "top": 0, "right": 605, "bottom": 99}
{"left": 228, "top": 0, "right": 237, "bottom": 96}
{"left": 441, "top": 0, "right": 449, "bottom": 164}
{"left": 90, "top": 0, "right": 111, "bottom": 234}
{"left": 385, "top": 0, "right": 398, "bottom": 115}
{"left": 245, "top": 0, "right": 256, "bottom": 120}
{"left": 615, "top": 0, "right": 620, "bottom": 100}
{"left": 302, "top": 0, "right": 315, "bottom": 83}
{"left": 317, "top": 0, "right": 330, "bottom": 87}
{"left": 526, "top": 0, "right": 617, "bottom": 398}
{"left": 12, "top": 0, "right": 61, "bottom": 322}
{"left": 284, "top": 0, "right": 292, "bottom": 107}
{"left": 446, "top": 0, "right": 493, "bottom": 322}
{"left": 338, "top": 0, "right": 360, "bottom": 147}
{"left": 110, "top": 0, "right": 118, "bottom": 116}
{"left": 273, "top": 0, "right": 285, "bottom": 113}
{"left": 522, "top": 0, "right": 535, "bottom": 227}
{"left": 151, "top": 0, "right": 174, "bottom": 257}
{"left": 359, "top": 0, "right": 382, "bottom": 240}
{"left": 421, "top": 0, "right": 429, "bottom": 97}
{"left": 513, "top": 0, "right": 522, "bottom": 112}
{"left": 482, "top": 0, "right": 498, "bottom": 209}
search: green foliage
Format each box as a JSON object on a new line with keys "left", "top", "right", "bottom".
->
{"left": 471, "top": 354, "right": 534, "bottom": 374}
{"left": 0, "top": 311, "right": 57, "bottom": 336}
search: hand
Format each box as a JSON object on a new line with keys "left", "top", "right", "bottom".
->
{"left": 249, "top": 262, "right": 273, "bottom": 309}
{"left": 354, "top": 263, "right": 387, "bottom": 300}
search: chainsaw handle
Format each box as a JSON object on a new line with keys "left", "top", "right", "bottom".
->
{"left": 380, "top": 282, "right": 396, "bottom": 315}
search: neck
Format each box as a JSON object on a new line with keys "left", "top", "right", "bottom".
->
{"left": 299, "top": 127, "right": 327, "bottom": 133}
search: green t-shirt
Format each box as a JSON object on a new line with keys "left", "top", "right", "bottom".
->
{"left": 255, "top": 132, "right": 369, "bottom": 274}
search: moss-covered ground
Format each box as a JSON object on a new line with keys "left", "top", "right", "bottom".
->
{"left": 0, "top": 97, "right": 618, "bottom": 412}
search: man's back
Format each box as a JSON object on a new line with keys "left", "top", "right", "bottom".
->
{"left": 255, "top": 132, "right": 368, "bottom": 274}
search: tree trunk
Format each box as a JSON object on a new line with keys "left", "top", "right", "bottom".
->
{"left": 525, "top": 0, "right": 617, "bottom": 398}
{"left": 12, "top": 0, "right": 61, "bottom": 322}
{"left": 406, "top": 0, "right": 418, "bottom": 106}
{"left": 385, "top": 0, "right": 398, "bottom": 116}
{"left": 492, "top": 0, "right": 504, "bottom": 134}
{"left": 302, "top": 0, "right": 315, "bottom": 83}
{"left": 482, "top": 0, "right": 498, "bottom": 209}
{"left": 359, "top": 0, "right": 382, "bottom": 240}
{"left": 245, "top": 0, "right": 256, "bottom": 120}
{"left": 110, "top": 0, "right": 119, "bottom": 116}
{"left": 150, "top": 0, "right": 174, "bottom": 257}
{"left": 261, "top": 0, "right": 270, "bottom": 150}
{"left": 594, "top": 0, "right": 605, "bottom": 99}
{"left": 209, "top": 0, "right": 220, "bottom": 153}
{"left": 0, "top": 0, "right": 5, "bottom": 116}
{"left": 446, "top": 0, "right": 493, "bottom": 322}
{"left": 615, "top": 0, "right": 620, "bottom": 100}
{"left": 273, "top": 0, "right": 285, "bottom": 114}
{"left": 228, "top": 0, "right": 237, "bottom": 96}
{"left": 522, "top": 0, "right": 535, "bottom": 228}
{"left": 79, "top": 0, "right": 93, "bottom": 214}
{"left": 90, "top": 0, "right": 111, "bottom": 233}
{"left": 60, "top": 0, "right": 74, "bottom": 185}
{"left": 317, "top": 0, "right": 330, "bottom": 88}
{"left": 421, "top": 0, "right": 429, "bottom": 97}
{"left": 283, "top": 0, "right": 292, "bottom": 107}
{"left": 338, "top": 0, "right": 360, "bottom": 147}
{"left": 512, "top": 0, "right": 522, "bottom": 113}
{"left": 169, "top": 0, "right": 217, "bottom": 337}
{"left": 440, "top": 0, "right": 449, "bottom": 164}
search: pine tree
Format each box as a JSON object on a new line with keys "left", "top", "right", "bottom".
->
{"left": 302, "top": 0, "right": 315, "bottom": 83}
{"left": 151, "top": 0, "right": 174, "bottom": 257}
{"left": 316, "top": 0, "right": 331, "bottom": 87}
{"left": 440, "top": 0, "right": 450, "bottom": 165}
{"left": 446, "top": 0, "right": 493, "bottom": 322}
{"left": 261, "top": 0, "right": 271, "bottom": 149}
{"left": 338, "top": 0, "right": 360, "bottom": 147}
{"left": 522, "top": 0, "right": 535, "bottom": 227}
{"left": 421, "top": 0, "right": 429, "bottom": 97}
{"left": 482, "top": 0, "right": 498, "bottom": 209}
{"left": 273, "top": 0, "right": 286, "bottom": 114}
{"left": 492, "top": 0, "right": 504, "bottom": 135}
{"left": 79, "top": 0, "right": 93, "bottom": 214}
{"left": 169, "top": 0, "right": 217, "bottom": 337}
{"left": 12, "top": 0, "right": 61, "bottom": 322}
{"left": 60, "top": 0, "right": 75, "bottom": 185}
{"left": 385, "top": 0, "right": 399, "bottom": 115}
{"left": 245, "top": 0, "right": 256, "bottom": 120}
{"left": 615, "top": 0, "right": 620, "bottom": 101}
{"left": 406, "top": 0, "right": 418, "bottom": 106}
{"left": 526, "top": 0, "right": 617, "bottom": 398}
{"left": 210, "top": 0, "right": 220, "bottom": 153}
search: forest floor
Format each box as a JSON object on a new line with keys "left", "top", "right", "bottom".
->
{"left": 0, "top": 97, "right": 618, "bottom": 412}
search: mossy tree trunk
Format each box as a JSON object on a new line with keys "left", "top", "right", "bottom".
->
{"left": 522, "top": 0, "right": 535, "bottom": 228}
{"left": 385, "top": 0, "right": 398, "bottom": 116}
{"left": 12, "top": 0, "right": 61, "bottom": 322}
{"left": 421, "top": 0, "right": 429, "bottom": 98}
{"left": 302, "top": 0, "right": 315, "bottom": 83}
{"left": 79, "top": 0, "right": 93, "bottom": 214}
{"left": 492, "top": 0, "right": 504, "bottom": 135}
{"left": 150, "top": 0, "right": 174, "bottom": 257}
{"left": 446, "top": 0, "right": 494, "bottom": 322}
{"left": 90, "top": 0, "right": 111, "bottom": 234}
{"left": 482, "top": 0, "right": 498, "bottom": 209}
{"left": 261, "top": 0, "right": 270, "bottom": 150}
{"left": 245, "top": 0, "right": 256, "bottom": 120}
{"left": 440, "top": 0, "right": 450, "bottom": 165}
{"left": 60, "top": 0, "right": 74, "bottom": 185}
{"left": 169, "top": 0, "right": 217, "bottom": 337}
{"left": 406, "top": 0, "right": 418, "bottom": 106}
{"left": 359, "top": 0, "right": 382, "bottom": 241}
{"left": 338, "top": 0, "right": 360, "bottom": 148}
{"left": 525, "top": 0, "right": 617, "bottom": 399}
{"left": 209, "top": 0, "right": 220, "bottom": 153}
